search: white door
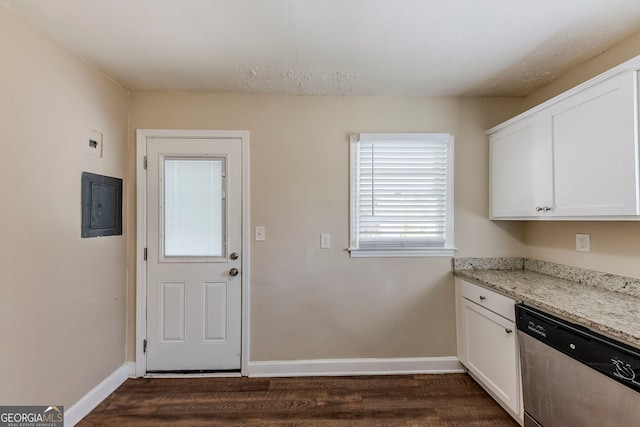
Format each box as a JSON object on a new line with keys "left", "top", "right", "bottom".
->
{"left": 145, "top": 137, "right": 242, "bottom": 372}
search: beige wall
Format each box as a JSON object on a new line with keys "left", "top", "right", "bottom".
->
{"left": 129, "top": 93, "right": 524, "bottom": 360}
{"left": 0, "top": 6, "right": 129, "bottom": 406}
{"left": 521, "top": 30, "right": 640, "bottom": 278}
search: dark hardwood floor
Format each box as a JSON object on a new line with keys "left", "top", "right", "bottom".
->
{"left": 78, "top": 373, "right": 519, "bottom": 426}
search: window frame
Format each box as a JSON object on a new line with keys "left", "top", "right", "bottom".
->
{"left": 349, "top": 133, "right": 455, "bottom": 258}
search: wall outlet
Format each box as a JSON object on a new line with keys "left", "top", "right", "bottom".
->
{"left": 576, "top": 233, "right": 590, "bottom": 253}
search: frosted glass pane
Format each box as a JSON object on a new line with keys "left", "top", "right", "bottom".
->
{"left": 164, "top": 159, "right": 224, "bottom": 257}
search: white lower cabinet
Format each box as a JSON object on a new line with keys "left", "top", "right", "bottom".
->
{"left": 456, "top": 278, "right": 523, "bottom": 424}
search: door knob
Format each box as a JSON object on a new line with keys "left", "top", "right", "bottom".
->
{"left": 229, "top": 268, "right": 239, "bottom": 277}
{"left": 230, "top": 252, "right": 239, "bottom": 260}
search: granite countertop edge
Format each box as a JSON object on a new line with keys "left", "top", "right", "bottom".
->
{"left": 453, "top": 258, "right": 640, "bottom": 349}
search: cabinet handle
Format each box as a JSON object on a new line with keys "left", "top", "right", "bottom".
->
{"left": 505, "top": 328, "right": 513, "bottom": 334}
{"left": 479, "top": 296, "right": 486, "bottom": 301}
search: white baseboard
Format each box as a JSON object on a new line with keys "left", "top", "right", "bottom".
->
{"left": 65, "top": 361, "right": 135, "bottom": 427}
{"left": 246, "top": 356, "right": 464, "bottom": 377}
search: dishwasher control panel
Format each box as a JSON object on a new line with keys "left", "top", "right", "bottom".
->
{"left": 516, "top": 304, "right": 640, "bottom": 393}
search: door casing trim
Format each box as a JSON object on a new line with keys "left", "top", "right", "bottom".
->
{"left": 135, "top": 129, "right": 250, "bottom": 377}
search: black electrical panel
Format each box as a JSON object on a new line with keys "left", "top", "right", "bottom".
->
{"left": 81, "top": 172, "right": 123, "bottom": 238}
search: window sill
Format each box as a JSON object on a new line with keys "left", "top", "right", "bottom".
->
{"left": 348, "top": 248, "right": 456, "bottom": 258}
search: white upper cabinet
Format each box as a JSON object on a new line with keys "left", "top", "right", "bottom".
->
{"left": 489, "top": 64, "right": 640, "bottom": 220}
{"left": 490, "top": 114, "right": 552, "bottom": 218}
{"left": 551, "top": 72, "right": 637, "bottom": 217}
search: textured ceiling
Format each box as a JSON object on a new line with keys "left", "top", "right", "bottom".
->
{"left": 3, "top": 0, "right": 640, "bottom": 96}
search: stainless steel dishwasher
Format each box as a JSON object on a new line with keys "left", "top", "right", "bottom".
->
{"left": 516, "top": 304, "right": 640, "bottom": 427}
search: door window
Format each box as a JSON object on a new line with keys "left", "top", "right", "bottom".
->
{"left": 163, "top": 157, "right": 226, "bottom": 259}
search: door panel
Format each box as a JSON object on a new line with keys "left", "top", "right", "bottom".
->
{"left": 146, "top": 137, "right": 242, "bottom": 372}
{"left": 203, "top": 282, "right": 228, "bottom": 342}
{"left": 160, "top": 282, "right": 185, "bottom": 342}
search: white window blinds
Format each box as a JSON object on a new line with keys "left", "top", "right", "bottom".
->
{"left": 350, "top": 133, "right": 454, "bottom": 257}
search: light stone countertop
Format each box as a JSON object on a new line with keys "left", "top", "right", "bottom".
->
{"left": 455, "top": 267, "right": 640, "bottom": 349}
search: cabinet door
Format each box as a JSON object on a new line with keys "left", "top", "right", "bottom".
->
{"left": 550, "top": 71, "right": 638, "bottom": 216}
{"left": 462, "top": 298, "right": 520, "bottom": 415}
{"left": 490, "top": 115, "right": 552, "bottom": 218}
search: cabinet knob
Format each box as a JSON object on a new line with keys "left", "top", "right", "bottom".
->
{"left": 543, "top": 206, "right": 552, "bottom": 212}
{"left": 479, "top": 296, "right": 486, "bottom": 301}
{"left": 535, "top": 207, "right": 543, "bottom": 212}
{"left": 505, "top": 328, "right": 513, "bottom": 334}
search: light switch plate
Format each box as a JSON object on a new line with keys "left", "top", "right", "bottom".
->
{"left": 320, "top": 233, "right": 331, "bottom": 249}
{"left": 255, "top": 226, "right": 265, "bottom": 241}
